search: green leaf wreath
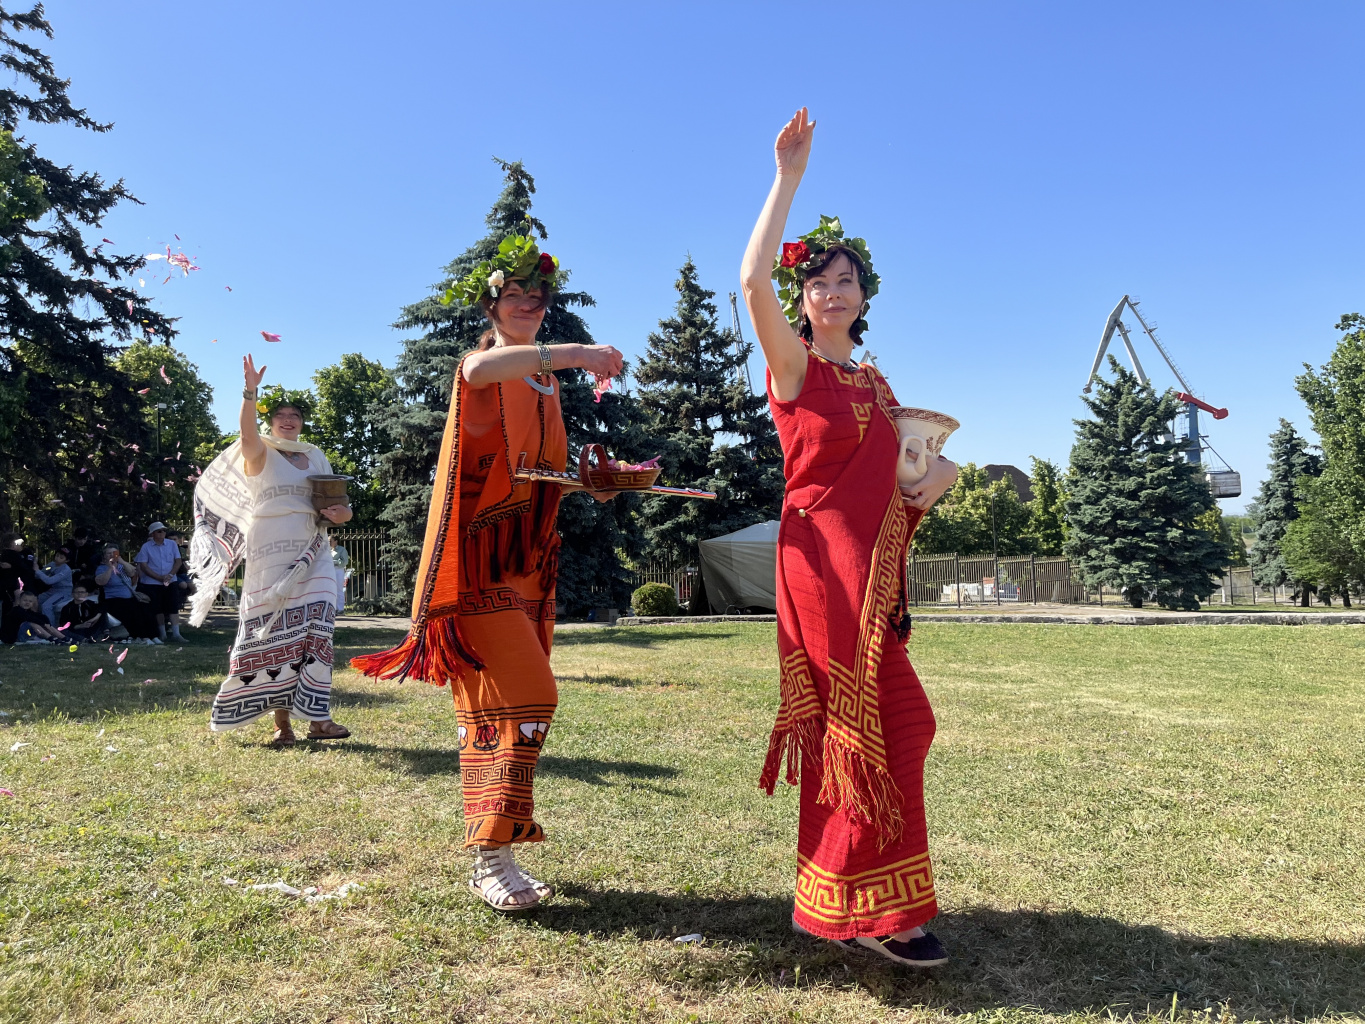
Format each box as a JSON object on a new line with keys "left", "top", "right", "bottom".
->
{"left": 441, "top": 233, "right": 561, "bottom": 308}
{"left": 771, "top": 215, "right": 880, "bottom": 334}
{"left": 256, "top": 384, "right": 315, "bottom": 426}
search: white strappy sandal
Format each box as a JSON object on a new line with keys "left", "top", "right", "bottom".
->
{"left": 513, "top": 859, "right": 555, "bottom": 901}
{"left": 469, "top": 846, "right": 540, "bottom": 912}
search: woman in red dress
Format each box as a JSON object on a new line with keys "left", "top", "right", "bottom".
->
{"left": 740, "top": 107, "right": 960, "bottom": 967}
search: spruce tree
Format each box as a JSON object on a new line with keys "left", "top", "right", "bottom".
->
{"left": 1246, "top": 418, "right": 1320, "bottom": 600}
{"left": 1063, "top": 358, "right": 1225, "bottom": 609}
{"left": 0, "top": 5, "right": 175, "bottom": 548}
{"left": 375, "top": 159, "right": 640, "bottom": 611}
{"left": 633, "top": 258, "right": 783, "bottom": 569}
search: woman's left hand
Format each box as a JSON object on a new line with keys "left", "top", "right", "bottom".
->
{"left": 319, "top": 504, "right": 353, "bottom": 524}
{"left": 901, "top": 457, "right": 958, "bottom": 511}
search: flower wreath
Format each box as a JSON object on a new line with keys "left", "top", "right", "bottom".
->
{"left": 771, "top": 214, "right": 880, "bottom": 334}
{"left": 441, "top": 233, "right": 561, "bottom": 308}
{"left": 256, "top": 385, "right": 314, "bottom": 426}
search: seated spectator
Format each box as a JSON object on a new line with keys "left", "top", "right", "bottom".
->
{"left": 135, "top": 522, "right": 185, "bottom": 642}
{"left": 60, "top": 584, "right": 108, "bottom": 643}
{"left": 95, "top": 544, "right": 160, "bottom": 644}
{"left": 10, "top": 592, "right": 64, "bottom": 644}
{"left": 0, "top": 533, "right": 37, "bottom": 643}
{"left": 36, "top": 548, "right": 74, "bottom": 626}
{"left": 68, "top": 526, "right": 103, "bottom": 586}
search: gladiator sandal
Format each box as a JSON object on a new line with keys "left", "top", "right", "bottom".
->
{"left": 511, "top": 853, "right": 555, "bottom": 901}
{"left": 468, "top": 846, "right": 540, "bottom": 912}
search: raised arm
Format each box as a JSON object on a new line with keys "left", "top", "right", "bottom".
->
{"left": 740, "top": 107, "right": 816, "bottom": 403}
{"left": 240, "top": 354, "right": 267, "bottom": 477}
{"left": 462, "top": 343, "right": 624, "bottom": 387}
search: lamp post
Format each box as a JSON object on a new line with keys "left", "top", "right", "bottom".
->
{"left": 155, "top": 403, "right": 167, "bottom": 494}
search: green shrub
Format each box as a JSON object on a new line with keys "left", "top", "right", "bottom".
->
{"left": 631, "top": 582, "right": 679, "bottom": 617}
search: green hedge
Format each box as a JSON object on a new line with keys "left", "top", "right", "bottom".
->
{"left": 631, "top": 582, "right": 679, "bottom": 617}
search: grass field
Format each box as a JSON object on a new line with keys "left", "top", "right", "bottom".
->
{"left": 1, "top": 620, "right": 1363, "bottom": 1024}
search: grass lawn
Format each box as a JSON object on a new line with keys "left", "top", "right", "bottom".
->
{"left": 1, "top": 621, "right": 1363, "bottom": 1023}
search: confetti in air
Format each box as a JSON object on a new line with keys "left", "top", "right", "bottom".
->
{"left": 592, "top": 374, "right": 614, "bottom": 404}
{"left": 137, "top": 388, "right": 151, "bottom": 395}
{"left": 90, "top": 669, "right": 102, "bottom": 682}
{"left": 116, "top": 649, "right": 128, "bottom": 665}
{"left": 260, "top": 331, "right": 282, "bottom": 343}
{"left": 158, "top": 365, "right": 171, "bottom": 384}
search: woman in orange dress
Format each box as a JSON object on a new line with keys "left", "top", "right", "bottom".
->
{"left": 740, "top": 108, "right": 960, "bottom": 967}
{"left": 352, "top": 236, "right": 622, "bottom": 910}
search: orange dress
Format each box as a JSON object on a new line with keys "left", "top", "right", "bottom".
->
{"left": 353, "top": 356, "right": 566, "bottom": 847}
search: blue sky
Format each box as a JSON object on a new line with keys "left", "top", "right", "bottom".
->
{"left": 33, "top": 1, "right": 1365, "bottom": 512}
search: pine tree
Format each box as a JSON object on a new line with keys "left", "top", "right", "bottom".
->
{"left": 375, "top": 159, "right": 640, "bottom": 612}
{"left": 1026, "top": 456, "right": 1065, "bottom": 555}
{"left": 1063, "top": 358, "right": 1225, "bottom": 609}
{"left": 633, "top": 258, "right": 784, "bottom": 570}
{"left": 1245, "top": 418, "right": 1320, "bottom": 599}
{"left": 0, "top": 5, "right": 176, "bottom": 548}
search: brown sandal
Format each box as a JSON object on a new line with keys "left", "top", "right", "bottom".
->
{"left": 307, "top": 720, "right": 351, "bottom": 741}
{"left": 270, "top": 726, "right": 296, "bottom": 747}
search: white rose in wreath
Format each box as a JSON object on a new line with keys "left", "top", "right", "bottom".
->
{"left": 487, "top": 269, "right": 505, "bottom": 295}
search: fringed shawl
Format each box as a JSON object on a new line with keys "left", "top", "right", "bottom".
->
{"left": 350, "top": 353, "right": 565, "bottom": 685}
{"left": 760, "top": 351, "right": 924, "bottom": 848}
{"left": 187, "top": 434, "right": 327, "bottom": 634}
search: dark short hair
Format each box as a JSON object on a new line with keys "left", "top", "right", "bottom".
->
{"left": 477, "top": 281, "right": 552, "bottom": 352}
{"left": 796, "top": 245, "right": 869, "bottom": 346}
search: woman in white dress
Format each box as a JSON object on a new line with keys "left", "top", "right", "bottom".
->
{"left": 189, "top": 355, "right": 352, "bottom": 745}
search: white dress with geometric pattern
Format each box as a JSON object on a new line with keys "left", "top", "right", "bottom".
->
{"left": 208, "top": 445, "right": 337, "bottom": 731}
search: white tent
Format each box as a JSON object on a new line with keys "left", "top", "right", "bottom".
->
{"left": 698, "top": 520, "right": 779, "bottom": 614}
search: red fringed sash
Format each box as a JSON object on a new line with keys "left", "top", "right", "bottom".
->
{"left": 760, "top": 353, "right": 924, "bottom": 848}
{"left": 351, "top": 354, "right": 565, "bottom": 684}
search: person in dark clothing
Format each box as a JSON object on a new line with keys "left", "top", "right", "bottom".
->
{"left": 60, "top": 584, "right": 108, "bottom": 643}
{"left": 10, "top": 593, "right": 65, "bottom": 643}
{"left": 68, "top": 527, "right": 104, "bottom": 585}
{"left": 0, "top": 533, "right": 38, "bottom": 643}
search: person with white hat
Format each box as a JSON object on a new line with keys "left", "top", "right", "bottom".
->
{"left": 135, "top": 521, "right": 185, "bottom": 643}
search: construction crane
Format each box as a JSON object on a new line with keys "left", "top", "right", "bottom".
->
{"left": 729, "top": 292, "right": 754, "bottom": 391}
{"left": 1084, "top": 295, "right": 1241, "bottom": 498}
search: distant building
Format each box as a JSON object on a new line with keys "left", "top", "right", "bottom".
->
{"left": 983, "top": 464, "right": 1033, "bottom": 502}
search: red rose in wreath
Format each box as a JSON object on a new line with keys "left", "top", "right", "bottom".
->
{"left": 780, "top": 241, "right": 810, "bottom": 268}
{"left": 538, "top": 252, "right": 556, "bottom": 274}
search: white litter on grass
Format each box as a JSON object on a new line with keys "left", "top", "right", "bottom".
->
{"left": 224, "top": 878, "right": 364, "bottom": 902}
{"left": 9, "top": 742, "right": 29, "bottom": 752}
{"left": 104, "top": 745, "right": 118, "bottom": 753}
{"left": 675, "top": 933, "right": 704, "bottom": 944}
{"left": 96, "top": 729, "right": 104, "bottom": 738}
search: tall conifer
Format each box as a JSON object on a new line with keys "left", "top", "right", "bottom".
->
{"left": 1246, "top": 418, "right": 1320, "bottom": 599}
{"left": 375, "top": 159, "right": 639, "bottom": 610}
{"left": 1063, "top": 358, "right": 1225, "bottom": 609}
{"left": 0, "top": 4, "right": 175, "bottom": 546}
{"left": 633, "top": 259, "right": 783, "bottom": 569}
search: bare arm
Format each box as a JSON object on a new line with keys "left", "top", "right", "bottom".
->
{"left": 240, "top": 354, "right": 267, "bottom": 477}
{"left": 740, "top": 107, "right": 817, "bottom": 403}
{"left": 462, "top": 343, "right": 624, "bottom": 387}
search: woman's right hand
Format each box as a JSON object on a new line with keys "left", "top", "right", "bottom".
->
{"left": 774, "top": 107, "right": 815, "bottom": 178}
{"left": 243, "top": 353, "right": 267, "bottom": 392}
{"left": 577, "top": 344, "right": 624, "bottom": 379}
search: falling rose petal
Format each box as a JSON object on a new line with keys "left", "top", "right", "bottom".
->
{"left": 224, "top": 285, "right": 232, "bottom": 292}
{"left": 108, "top": 645, "right": 114, "bottom": 653}
{"left": 138, "top": 388, "right": 150, "bottom": 395}
{"left": 0, "top": 789, "right": 12, "bottom": 798}
{"left": 140, "top": 478, "right": 151, "bottom": 491}
{"left": 127, "top": 463, "right": 135, "bottom": 474}
{"left": 174, "top": 233, "right": 180, "bottom": 240}
{"left": 79, "top": 495, "right": 83, "bottom": 502}
{"left": 102, "top": 237, "right": 115, "bottom": 244}
{"left": 210, "top": 338, "right": 218, "bottom": 343}
{"left": 116, "top": 649, "right": 128, "bottom": 664}
{"left": 260, "top": 331, "right": 282, "bottom": 343}
{"left": 130, "top": 444, "right": 140, "bottom": 451}
{"left": 79, "top": 467, "right": 86, "bottom": 474}
{"left": 16, "top": 579, "right": 21, "bottom": 592}
{"left": 126, "top": 299, "right": 134, "bottom": 315}
{"left": 90, "top": 669, "right": 102, "bottom": 681}
{"left": 60, "top": 622, "right": 70, "bottom": 630}
{"left": 159, "top": 365, "right": 171, "bottom": 384}
{"left": 162, "top": 275, "right": 171, "bottom": 285}
{"left": 592, "top": 373, "right": 615, "bottom": 403}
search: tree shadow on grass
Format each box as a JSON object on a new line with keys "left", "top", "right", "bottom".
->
{"left": 531, "top": 887, "right": 1365, "bottom": 1019}
{"left": 328, "top": 744, "right": 680, "bottom": 789}
{"left": 551, "top": 628, "right": 742, "bottom": 649}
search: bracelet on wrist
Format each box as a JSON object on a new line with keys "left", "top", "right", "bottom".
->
{"left": 243, "top": 387, "right": 258, "bottom": 401}
{"left": 536, "top": 344, "right": 553, "bottom": 375}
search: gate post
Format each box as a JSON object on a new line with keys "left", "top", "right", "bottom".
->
{"left": 954, "top": 554, "right": 961, "bottom": 609}
{"left": 1031, "top": 554, "right": 1037, "bottom": 604}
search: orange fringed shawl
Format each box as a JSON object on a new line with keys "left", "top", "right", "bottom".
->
{"left": 351, "top": 353, "right": 566, "bottom": 684}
